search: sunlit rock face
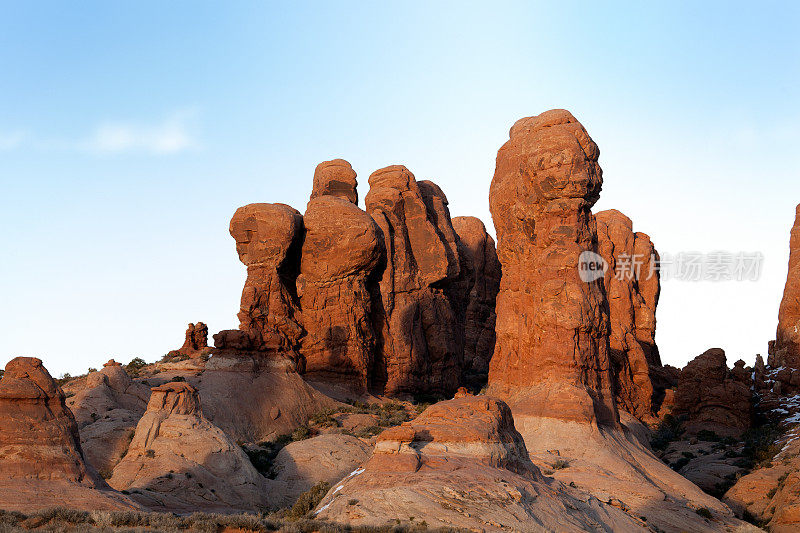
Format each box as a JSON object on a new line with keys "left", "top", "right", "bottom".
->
{"left": 596, "top": 209, "right": 663, "bottom": 421}
{"left": 487, "top": 109, "right": 616, "bottom": 426}
{"left": 773, "top": 204, "right": 800, "bottom": 371}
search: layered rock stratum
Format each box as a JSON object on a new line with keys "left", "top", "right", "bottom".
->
{"left": 0, "top": 357, "right": 139, "bottom": 511}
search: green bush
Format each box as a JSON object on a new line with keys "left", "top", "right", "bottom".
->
{"left": 287, "top": 481, "right": 330, "bottom": 520}
{"left": 291, "top": 425, "right": 311, "bottom": 441}
{"left": 742, "top": 422, "right": 782, "bottom": 468}
{"left": 310, "top": 409, "right": 339, "bottom": 428}
{"left": 126, "top": 357, "right": 147, "bottom": 376}
{"left": 650, "top": 414, "right": 685, "bottom": 451}
{"left": 552, "top": 459, "right": 569, "bottom": 470}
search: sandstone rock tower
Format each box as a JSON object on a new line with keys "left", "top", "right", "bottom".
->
{"left": 773, "top": 203, "right": 800, "bottom": 370}
{"left": 596, "top": 209, "right": 663, "bottom": 420}
{"left": 220, "top": 160, "right": 499, "bottom": 398}
{"left": 486, "top": 109, "right": 616, "bottom": 426}
{"left": 298, "top": 160, "right": 384, "bottom": 392}
{"left": 452, "top": 216, "right": 501, "bottom": 387}
{"left": 365, "top": 165, "right": 463, "bottom": 396}
{"left": 0, "top": 357, "right": 95, "bottom": 483}
{"left": 0, "top": 357, "right": 138, "bottom": 511}
{"left": 225, "top": 202, "right": 304, "bottom": 357}
{"left": 483, "top": 110, "right": 735, "bottom": 531}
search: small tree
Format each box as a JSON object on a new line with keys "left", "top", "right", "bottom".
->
{"left": 126, "top": 357, "right": 147, "bottom": 376}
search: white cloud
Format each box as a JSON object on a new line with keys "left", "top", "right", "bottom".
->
{"left": 0, "top": 131, "right": 26, "bottom": 150}
{"left": 85, "top": 110, "right": 197, "bottom": 155}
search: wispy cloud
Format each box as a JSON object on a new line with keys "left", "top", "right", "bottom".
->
{"left": 84, "top": 110, "right": 197, "bottom": 155}
{"left": 0, "top": 131, "right": 26, "bottom": 150}
{"left": 0, "top": 110, "right": 198, "bottom": 155}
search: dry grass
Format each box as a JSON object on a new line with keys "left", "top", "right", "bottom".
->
{"left": 0, "top": 506, "right": 461, "bottom": 532}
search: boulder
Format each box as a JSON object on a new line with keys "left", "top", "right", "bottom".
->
{"left": 271, "top": 434, "right": 371, "bottom": 506}
{"left": 596, "top": 209, "right": 663, "bottom": 421}
{"left": 313, "top": 395, "right": 644, "bottom": 532}
{"left": 0, "top": 357, "right": 139, "bottom": 511}
{"left": 673, "top": 348, "right": 753, "bottom": 437}
{"left": 451, "top": 216, "right": 501, "bottom": 388}
{"left": 109, "top": 382, "right": 279, "bottom": 513}
{"left": 310, "top": 158, "right": 358, "bottom": 204}
{"left": 66, "top": 360, "right": 150, "bottom": 475}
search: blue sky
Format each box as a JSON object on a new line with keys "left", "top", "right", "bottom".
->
{"left": 1, "top": 1, "right": 798, "bottom": 376}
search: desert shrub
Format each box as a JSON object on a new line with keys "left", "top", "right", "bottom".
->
{"left": 310, "top": 408, "right": 339, "bottom": 428}
{"left": 292, "top": 425, "right": 311, "bottom": 441}
{"left": 552, "top": 459, "right": 569, "bottom": 470}
{"left": 650, "top": 414, "right": 684, "bottom": 451}
{"left": 696, "top": 507, "right": 713, "bottom": 519}
{"left": 696, "top": 429, "right": 721, "bottom": 442}
{"left": 145, "top": 449, "right": 156, "bottom": 458}
{"left": 287, "top": 481, "right": 331, "bottom": 520}
{"left": 671, "top": 457, "right": 690, "bottom": 471}
{"left": 160, "top": 352, "right": 189, "bottom": 364}
{"left": 742, "top": 422, "right": 782, "bottom": 468}
{"left": 126, "top": 357, "right": 147, "bottom": 376}
{"left": 55, "top": 372, "right": 73, "bottom": 386}
{"left": 353, "top": 425, "right": 383, "bottom": 438}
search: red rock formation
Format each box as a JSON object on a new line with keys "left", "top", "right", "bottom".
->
{"left": 773, "top": 203, "right": 800, "bottom": 370}
{"left": 479, "top": 112, "right": 742, "bottom": 532}
{"left": 168, "top": 322, "right": 210, "bottom": 359}
{"left": 451, "top": 216, "right": 501, "bottom": 387}
{"left": 310, "top": 159, "right": 358, "bottom": 204}
{"left": 66, "top": 361, "right": 150, "bottom": 474}
{"left": 673, "top": 348, "right": 752, "bottom": 437}
{"left": 298, "top": 192, "right": 383, "bottom": 393}
{"left": 225, "top": 203, "right": 304, "bottom": 358}
{"left": 0, "top": 357, "right": 93, "bottom": 482}
{"left": 486, "top": 109, "right": 616, "bottom": 426}
{"left": 110, "top": 381, "right": 277, "bottom": 513}
{"left": 0, "top": 357, "right": 139, "bottom": 511}
{"left": 365, "top": 166, "right": 462, "bottom": 397}
{"left": 596, "top": 209, "right": 663, "bottom": 421}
